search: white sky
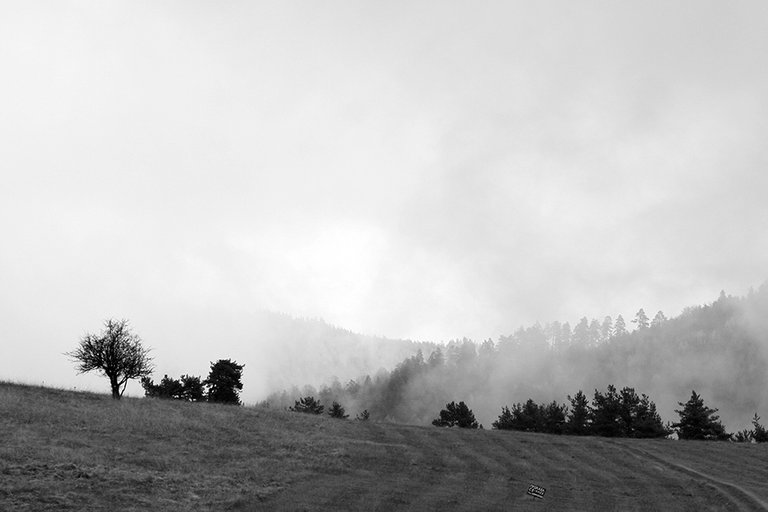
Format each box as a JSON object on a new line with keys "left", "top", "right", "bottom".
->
{"left": 1, "top": 2, "right": 767, "bottom": 395}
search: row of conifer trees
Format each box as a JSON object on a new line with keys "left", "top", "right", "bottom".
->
{"left": 432, "top": 387, "right": 768, "bottom": 442}
{"left": 489, "top": 385, "right": 669, "bottom": 438}
{"left": 284, "top": 386, "right": 768, "bottom": 443}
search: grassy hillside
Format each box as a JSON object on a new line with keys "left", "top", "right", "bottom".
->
{"left": 3, "top": 382, "right": 768, "bottom": 511}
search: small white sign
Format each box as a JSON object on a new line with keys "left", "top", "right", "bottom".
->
{"left": 527, "top": 483, "right": 546, "bottom": 499}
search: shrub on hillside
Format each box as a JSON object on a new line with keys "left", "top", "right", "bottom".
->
{"left": 290, "top": 396, "right": 324, "bottom": 414}
{"left": 179, "top": 374, "right": 205, "bottom": 401}
{"left": 141, "top": 374, "right": 204, "bottom": 401}
{"left": 432, "top": 401, "right": 478, "bottom": 428}
{"left": 732, "top": 429, "right": 753, "bottom": 443}
{"left": 356, "top": 409, "right": 370, "bottom": 421}
{"left": 328, "top": 401, "right": 349, "bottom": 419}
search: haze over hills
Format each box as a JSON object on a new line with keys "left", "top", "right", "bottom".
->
{"left": 7, "top": 282, "right": 764, "bottom": 434}
{"left": 266, "top": 284, "right": 768, "bottom": 432}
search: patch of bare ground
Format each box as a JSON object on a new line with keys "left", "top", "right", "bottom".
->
{"left": 3, "top": 381, "right": 768, "bottom": 511}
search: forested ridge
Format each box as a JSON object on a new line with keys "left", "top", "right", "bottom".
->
{"left": 265, "top": 285, "right": 768, "bottom": 430}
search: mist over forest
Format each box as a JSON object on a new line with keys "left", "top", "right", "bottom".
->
{"left": 264, "top": 285, "right": 768, "bottom": 431}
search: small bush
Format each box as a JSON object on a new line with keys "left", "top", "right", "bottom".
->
{"left": 732, "top": 429, "right": 753, "bottom": 443}
{"left": 328, "top": 401, "right": 349, "bottom": 419}
{"left": 290, "top": 396, "right": 324, "bottom": 414}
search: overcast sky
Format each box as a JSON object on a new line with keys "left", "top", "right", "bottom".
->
{"left": 2, "top": 2, "right": 767, "bottom": 393}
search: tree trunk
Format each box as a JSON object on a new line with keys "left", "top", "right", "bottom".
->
{"left": 109, "top": 373, "right": 121, "bottom": 399}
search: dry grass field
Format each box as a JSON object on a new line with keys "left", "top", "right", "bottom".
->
{"left": 2, "top": 381, "right": 768, "bottom": 511}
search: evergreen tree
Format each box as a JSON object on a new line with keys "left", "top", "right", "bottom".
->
{"left": 613, "top": 315, "right": 627, "bottom": 337}
{"left": 617, "top": 387, "right": 641, "bottom": 434}
{"left": 573, "top": 317, "right": 590, "bottom": 345}
{"left": 427, "top": 348, "right": 445, "bottom": 368}
{"left": 180, "top": 374, "right": 204, "bottom": 401}
{"left": 541, "top": 400, "right": 567, "bottom": 434}
{"left": 355, "top": 409, "right": 370, "bottom": 421}
{"left": 328, "top": 401, "right": 349, "bottom": 419}
{"left": 672, "top": 390, "right": 729, "bottom": 440}
{"left": 752, "top": 413, "right": 768, "bottom": 443}
{"left": 141, "top": 373, "right": 204, "bottom": 401}
{"left": 651, "top": 310, "right": 667, "bottom": 328}
{"left": 290, "top": 396, "right": 324, "bottom": 414}
{"left": 632, "top": 309, "right": 650, "bottom": 330}
{"left": 566, "top": 390, "right": 590, "bottom": 435}
{"left": 600, "top": 316, "right": 613, "bottom": 343}
{"left": 492, "top": 406, "right": 515, "bottom": 430}
{"left": 432, "top": 401, "right": 479, "bottom": 428}
{"left": 205, "top": 359, "right": 244, "bottom": 405}
{"left": 588, "top": 319, "right": 601, "bottom": 346}
{"left": 632, "top": 394, "right": 669, "bottom": 438}
{"left": 590, "top": 385, "right": 622, "bottom": 437}
{"left": 519, "top": 399, "right": 543, "bottom": 431}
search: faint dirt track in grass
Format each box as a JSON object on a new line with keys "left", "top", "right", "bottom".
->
{"left": 607, "top": 439, "right": 768, "bottom": 512}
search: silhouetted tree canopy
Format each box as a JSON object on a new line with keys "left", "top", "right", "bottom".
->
{"left": 67, "top": 319, "right": 153, "bottom": 399}
{"left": 753, "top": 413, "right": 768, "bottom": 443}
{"left": 328, "top": 401, "right": 349, "bottom": 419}
{"left": 492, "top": 387, "right": 666, "bottom": 438}
{"left": 204, "top": 359, "right": 244, "bottom": 405}
{"left": 432, "top": 401, "right": 478, "bottom": 428}
{"left": 141, "top": 373, "right": 204, "bottom": 401}
{"left": 290, "top": 396, "right": 324, "bottom": 414}
{"left": 566, "top": 391, "right": 590, "bottom": 435}
{"left": 672, "top": 390, "right": 729, "bottom": 440}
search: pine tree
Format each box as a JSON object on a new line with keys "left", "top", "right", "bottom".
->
{"left": 542, "top": 401, "right": 568, "bottom": 434}
{"left": 672, "top": 390, "right": 729, "bottom": 440}
{"left": 573, "top": 317, "right": 590, "bottom": 345}
{"left": 590, "top": 385, "right": 623, "bottom": 437}
{"left": 492, "top": 406, "right": 515, "bottom": 430}
{"left": 432, "top": 401, "right": 478, "bottom": 429}
{"left": 328, "top": 401, "right": 349, "bottom": 419}
{"left": 613, "top": 315, "right": 627, "bottom": 337}
{"left": 204, "top": 359, "right": 244, "bottom": 405}
{"left": 632, "top": 309, "right": 650, "bottom": 330}
{"left": 752, "top": 413, "right": 768, "bottom": 443}
{"left": 566, "top": 390, "right": 590, "bottom": 435}
{"left": 290, "top": 396, "right": 324, "bottom": 414}
{"left": 631, "top": 392, "right": 669, "bottom": 438}
{"left": 651, "top": 310, "right": 667, "bottom": 328}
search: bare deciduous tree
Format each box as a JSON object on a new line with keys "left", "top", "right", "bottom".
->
{"left": 67, "top": 319, "right": 154, "bottom": 399}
